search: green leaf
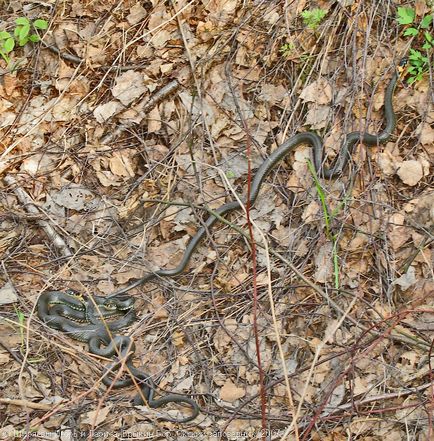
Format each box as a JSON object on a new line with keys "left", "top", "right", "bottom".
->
{"left": 226, "top": 170, "right": 236, "bottom": 179}
{"left": 407, "top": 76, "right": 416, "bottom": 84}
{"left": 18, "top": 23, "right": 30, "bottom": 41}
{"left": 422, "top": 42, "right": 432, "bottom": 50}
{"left": 424, "top": 32, "right": 433, "bottom": 43}
{"left": 15, "top": 17, "right": 30, "bottom": 26}
{"left": 397, "top": 7, "right": 415, "bottom": 25}
{"left": 301, "top": 8, "right": 327, "bottom": 30}
{"left": 0, "top": 31, "right": 11, "bottom": 40}
{"left": 403, "top": 27, "right": 419, "bottom": 37}
{"left": 28, "top": 34, "right": 40, "bottom": 43}
{"left": 409, "top": 49, "right": 422, "bottom": 59}
{"left": 33, "top": 19, "right": 48, "bottom": 30}
{"left": 3, "top": 37, "right": 14, "bottom": 53}
{"left": 0, "top": 50, "right": 10, "bottom": 63}
{"left": 420, "top": 14, "right": 432, "bottom": 29}
{"left": 18, "top": 36, "right": 29, "bottom": 47}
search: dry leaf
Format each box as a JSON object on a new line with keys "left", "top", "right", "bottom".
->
{"left": 300, "top": 78, "right": 333, "bottom": 104}
{"left": 392, "top": 266, "right": 417, "bottom": 291}
{"left": 259, "top": 83, "right": 287, "bottom": 106}
{"left": 0, "top": 425, "right": 16, "bottom": 440}
{"left": 112, "top": 71, "right": 148, "bottom": 106}
{"left": 0, "top": 282, "right": 18, "bottom": 305}
{"left": 93, "top": 100, "right": 123, "bottom": 123}
{"left": 396, "top": 160, "right": 424, "bottom": 186}
{"left": 314, "top": 243, "right": 333, "bottom": 283}
{"left": 304, "top": 105, "right": 332, "bottom": 129}
{"left": 416, "top": 121, "right": 434, "bottom": 148}
{"left": 147, "top": 106, "right": 162, "bottom": 133}
{"left": 150, "top": 29, "right": 172, "bottom": 48}
{"left": 376, "top": 151, "right": 397, "bottom": 175}
{"left": 109, "top": 151, "right": 135, "bottom": 177}
{"left": 20, "top": 153, "right": 55, "bottom": 176}
{"left": 52, "top": 186, "right": 98, "bottom": 211}
{"left": 81, "top": 405, "right": 111, "bottom": 426}
{"left": 220, "top": 379, "right": 245, "bottom": 402}
{"left": 127, "top": 3, "right": 147, "bottom": 25}
{"left": 302, "top": 200, "right": 320, "bottom": 223}
{"left": 172, "top": 330, "right": 185, "bottom": 348}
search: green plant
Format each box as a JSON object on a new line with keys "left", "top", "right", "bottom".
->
{"left": 407, "top": 49, "right": 431, "bottom": 83}
{"left": 0, "top": 17, "right": 47, "bottom": 64}
{"left": 279, "top": 42, "right": 295, "bottom": 57}
{"left": 397, "top": 6, "right": 433, "bottom": 84}
{"left": 13, "top": 306, "right": 26, "bottom": 348}
{"left": 301, "top": 8, "right": 327, "bottom": 30}
{"left": 0, "top": 31, "right": 14, "bottom": 63}
{"left": 14, "top": 17, "right": 47, "bottom": 46}
{"left": 306, "top": 159, "right": 340, "bottom": 289}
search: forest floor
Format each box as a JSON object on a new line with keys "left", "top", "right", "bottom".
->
{"left": 0, "top": 1, "right": 433, "bottom": 440}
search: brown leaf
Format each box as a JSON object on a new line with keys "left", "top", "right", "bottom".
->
{"left": 112, "top": 71, "right": 148, "bottom": 106}
{"left": 304, "top": 105, "right": 332, "bottom": 129}
{"left": 81, "top": 405, "right": 111, "bottom": 426}
{"left": 300, "top": 78, "right": 333, "bottom": 104}
{"left": 396, "top": 160, "right": 424, "bottom": 186}
{"left": 416, "top": 122, "right": 434, "bottom": 148}
{"left": 220, "top": 379, "right": 245, "bottom": 402}
{"left": 314, "top": 243, "right": 333, "bottom": 283}
{"left": 127, "top": 3, "right": 147, "bottom": 25}
{"left": 0, "top": 282, "right": 18, "bottom": 305}
{"left": 109, "top": 151, "right": 135, "bottom": 177}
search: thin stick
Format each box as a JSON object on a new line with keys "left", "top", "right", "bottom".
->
{"left": 3, "top": 175, "right": 72, "bottom": 257}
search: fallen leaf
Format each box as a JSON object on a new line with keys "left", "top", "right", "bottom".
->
{"left": 0, "top": 282, "right": 18, "bottom": 305}
{"left": 259, "top": 83, "right": 287, "bottom": 106}
{"left": 376, "top": 151, "right": 397, "bottom": 175}
{"left": 314, "top": 243, "right": 333, "bottom": 283}
{"left": 416, "top": 121, "right": 434, "bottom": 148}
{"left": 147, "top": 106, "right": 162, "bottom": 133}
{"left": 112, "top": 71, "right": 148, "bottom": 106}
{"left": 393, "top": 266, "right": 417, "bottom": 291}
{"left": 304, "top": 104, "right": 332, "bottom": 129}
{"left": 109, "top": 151, "right": 135, "bottom": 177}
{"left": 52, "top": 186, "right": 98, "bottom": 211}
{"left": 20, "top": 153, "right": 55, "bottom": 176}
{"left": 300, "top": 78, "right": 333, "bottom": 104}
{"left": 220, "top": 379, "right": 245, "bottom": 402}
{"left": 81, "top": 405, "right": 111, "bottom": 426}
{"left": 127, "top": 3, "right": 147, "bottom": 25}
{"left": 396, "top": 160, "right": 423, "bottom": 186}
{"left": 93, "top": 100, "right": 123, "bottom": 123}
{"left": 150, "top": 29, "right": 172, "bottom": 49}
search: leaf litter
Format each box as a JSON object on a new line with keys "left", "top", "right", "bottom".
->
{"left": 0, "top": 1, "right": 432, "bottom": 439}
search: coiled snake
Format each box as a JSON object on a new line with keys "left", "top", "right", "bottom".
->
{"left": 37, "top": 62, "right": 403, "bottom": 423}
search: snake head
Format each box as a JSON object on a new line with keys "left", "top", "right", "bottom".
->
{"left": 103, "top": 295, "right": 135, "bottom": 312}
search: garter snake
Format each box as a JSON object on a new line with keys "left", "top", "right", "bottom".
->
{"left": 108, "top": 61, "right": 405, "bottom": 298}
{"left": 37, "top": 290, "right": 199, "bottom": 422}
{"left": 37, "top": 61, "right": 404, "bottom": 424}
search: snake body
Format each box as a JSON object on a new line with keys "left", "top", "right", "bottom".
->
{"left": 109, "top": 66, "right": 400, "bottom": 298}
{"left": 37, "top": 291, "right": 136, "bottom": 341}
{"left": 37, "top": 290, "right": 199, "bottom": 422}
{"left": 37, "top": 64, "right": 402, "bottom": 423}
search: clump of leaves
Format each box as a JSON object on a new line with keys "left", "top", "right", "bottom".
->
{"left": 279, "top": 42, "right": 295, "bottom": 57}
{"left": 0, "top": 31, "right": 14, "bottom": 63}
{"left": 301, "top": 8, "right": 327, "bottom": 30}
{"left": 0, "top": 17, "right": 47, "bottom": 64}
{"left": 397, "top": 7, "right": 433, "bottom": 84}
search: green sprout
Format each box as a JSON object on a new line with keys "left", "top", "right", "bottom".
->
{"left": 0, "top": 17, "right": 48, "bottom": 65}
{"left": 301, "top": 8, "right": 327, "bottom": 30}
